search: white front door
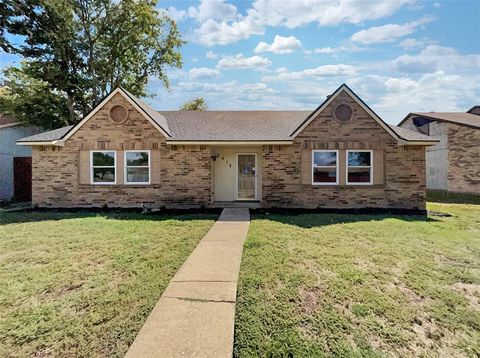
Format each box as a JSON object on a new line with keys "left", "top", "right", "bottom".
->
{"left": 236, "top": 154, "right": 257, "bottom": 200}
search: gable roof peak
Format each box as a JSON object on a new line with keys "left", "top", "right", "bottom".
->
{"left": 290, "top": 83, "right": 400, "bottom": 141}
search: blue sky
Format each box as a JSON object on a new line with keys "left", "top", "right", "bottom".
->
{"left": 1, "top": 0, "right": 479, "bottom": 124}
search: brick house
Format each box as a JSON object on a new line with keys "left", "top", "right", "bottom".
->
{"left": 17, "top": 84, "right": 438, "bottom": 211}
{"left": 398, "top": 107, "right": 479, "bottom": 195}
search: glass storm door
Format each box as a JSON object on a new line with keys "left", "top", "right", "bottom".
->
{"left": 237, "top": 154, "right": 257, "bottom": 200}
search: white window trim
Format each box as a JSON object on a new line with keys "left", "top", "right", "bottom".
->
{"left": 90, "top": 150, "right": 117, "bottom": 185}
{"left": 312, "top": 149, "right": 339, "bottom": 186}
{"left": 124, "top": 150, "right": 151, "bottom": 185}
{"left": 346, "top": 150, "right": 373, "bottom": 185}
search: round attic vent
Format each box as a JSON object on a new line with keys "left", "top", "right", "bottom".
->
{"left": 109, "top": 105, "right": 129, "bottom": 124}
{"left": 334, "top": 104, "right": 353, "bottom": 123}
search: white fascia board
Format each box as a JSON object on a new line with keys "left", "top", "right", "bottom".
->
{"left": 166, "top": 140, "right": 293, "bottom": 145}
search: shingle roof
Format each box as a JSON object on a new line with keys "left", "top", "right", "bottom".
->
{"left": 402, "top": 112, "right": 480, "bottom": 129}
{"left": 161, "top": 111, "right": 310, "bottom": 141}
{"left": 17, "top": 125, "right": 73, "bottom": 142}
{"left": 17, "top": 85, "right": 437, "bottom": 145}
{"left": 121, "top": 88, "right": 171, "bottom": 136}
{"left": 17, "top": 113, "right": 435, "bottom": 144}
{"left": 388, "top": 125, "right": 438, "bottom": 142}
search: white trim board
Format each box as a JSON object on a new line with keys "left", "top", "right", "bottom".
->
{"left": 90, "top": 150, "right": 117, "bottom": 185}
{"left": 17, "top": 140, "right": 64, "bottom": 146}
{"left": 311, "top": 149, "right": 339, "bottom": 186}
{"left": 124, "top": 150, "right": 151, "bottom": 185}
{"left": 166, "top": 141, "right": 292, "bottom": 145}
{"left": 346, "top": 149, "right": 373, "bottom": 185}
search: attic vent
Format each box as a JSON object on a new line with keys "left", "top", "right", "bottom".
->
{"left": 109, "top": 105, "right": 129, "bottom": 124}
{"left": 334, "top": 104, "right": 353, "bottom": 123}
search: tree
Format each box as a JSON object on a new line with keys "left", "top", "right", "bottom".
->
{"left": 180, "top": 98, "right": 207, "bottom": 111}
{"left": 0, "top": 0, "right": 183, "bottom": 129}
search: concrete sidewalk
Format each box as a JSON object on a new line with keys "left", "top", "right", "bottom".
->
{"left": 125, "top": 208, "right": 250, "bottom": 358}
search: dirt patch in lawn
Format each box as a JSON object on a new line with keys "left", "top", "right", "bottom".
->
{"left": 452, "top": 282, "right": 480, "bottom": 309}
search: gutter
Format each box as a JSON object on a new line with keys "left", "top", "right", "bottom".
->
{"left": 397, "top": 139, "right": 439, "bottom": 146}
{"left": 165, "top": 140, "right": 294, "bottom": 145}
{"left": 17, "top": 140, "right": 65, "bottom": 146}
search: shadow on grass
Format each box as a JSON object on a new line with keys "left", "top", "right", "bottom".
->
{"left": 251, "top": 211, "right": 439, "bottom": 228}
{"left": 427, "top": 190, "right": 480, "bottom": 205}
{"left": 0, "top": 209, "right": 221, "bottom": 225}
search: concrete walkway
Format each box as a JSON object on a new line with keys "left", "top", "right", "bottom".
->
{"left": 125, "top": 208, "right": 250, "bottom": 358}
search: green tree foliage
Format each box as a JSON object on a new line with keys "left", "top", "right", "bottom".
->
{"left": 180, "top": 98, "right": 207, "bottom": 111}
{"left": 0, "top": 0, "right": 183, "bottom": 129}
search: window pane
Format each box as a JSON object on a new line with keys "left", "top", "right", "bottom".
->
{"left": 348, "top": 152, "right": 371, "bottom": 167}
{"left": 126, "top": 152, "right": 149, "bottom": 166}
{"left": 92, "top": 152, "right": 115, "bottom": 166}
{"left": 126, "top": 167, "right": 149, "bottom": 183}
{"left": 313, "top": 151, "right": 337, "bottom": 166}
{"left": 93, "top": 167, "right": 115, "bottom": 182}
{"left": 313, "top": 167, "right": 337, "bottom": 183}
{"left": 348, "top": 168, "right": 371, "bottom": 183}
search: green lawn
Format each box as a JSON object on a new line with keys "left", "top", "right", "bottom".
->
{"left": 0, "top": 211, "right": 216, "bottom": 357}
{"left": 234, "top": 203, "right": 480, "bottom": 357}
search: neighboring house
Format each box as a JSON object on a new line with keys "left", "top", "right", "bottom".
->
{"left": 398, "top": 107, "right": 480, "bottom": 195}
{"left": 17, "top": 84, "right": 438, "bottom": 211}
{"left": 0, "top": 115, "right": 43, "bottom": 202}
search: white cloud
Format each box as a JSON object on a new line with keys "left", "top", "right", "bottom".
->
{"left": 188, "top": 0, "right": 237, "bottom": 22}
{"left": 252, "top": 0, "right": 413, "bottom": 28}
{"left": 313, "top": 47, "right": 337, "bottom": 54}
{"left": 398, "top": 38, "right": 424, "bottom": 50}
{"left": 178, "top": 80, "right": 272, "bottom": 94}
{"left": 306, "top": 44, "right": 365, "bottom": 55}
{"left": 188, "top": 67, "right": 220, "bottom": 80}
{"left": 194, "top": 14, "right": 264, "bottom": 46}
{"left": 255, "top": 35, "right": 302, "bottom": 54}
{"left": 350, "top": 16, "right": 434, "bottom": 44}
{"left": 192, "top": 0, "right": 413, "bottom": 45}
{"left": 433, "top": 2, "right": 441, "bottom": 8}
{"left": 263, "top": 64, "right": 356, "bottom": 81}
{"left": 216, "top": 54, "right": 271, "bottom": 70}
{"left": 374, "top": 71, "right": 479, "bottom": 120}
{"left": 393, "top": 45, "right": 480, "bottom": 73}
{"left": 206, "top": 51, "right": 218, "bottom": 59}
{"left": 166, "top": 6, "right": 186, "bottom": 22}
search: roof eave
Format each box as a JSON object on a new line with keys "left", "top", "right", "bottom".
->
{"left": 397, "top": 139, "right": 440, "bottom": 146}
{"left": 166, "top": 140, "right": 293, "bottom": 145}
{"left": 17, "top": 140, "right": 65, "bottom": 146}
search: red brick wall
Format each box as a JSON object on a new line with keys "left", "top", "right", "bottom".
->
{"left": 447, "top": 124, "right": 480, "bottom": 194}
{"left": 32, "top": 93, "right": 212, "bottom": 208}
{"left": 32, "top": 91, "right": 427, "bottom": 209}
{"left": 261, "top": 91, "right": 427, "bottom": 210}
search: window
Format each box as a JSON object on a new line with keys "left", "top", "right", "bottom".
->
{"left": 125, "top": 150, "right": 150, "bottom": 184}
{"left": 91, "top": 151, "right": 116, "bottom": 184}
{"left": 347, "top": 150, "right": 372, "bottom": 185}
{"left": 312, "top": 150, "right": 338, "bottom": 185}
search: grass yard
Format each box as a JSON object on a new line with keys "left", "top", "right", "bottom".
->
{"left": 234, "top": 203, "right": 480, "bottom": 357}
{"left": 0, "top": 211, "right": 216, "bottom": 357}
